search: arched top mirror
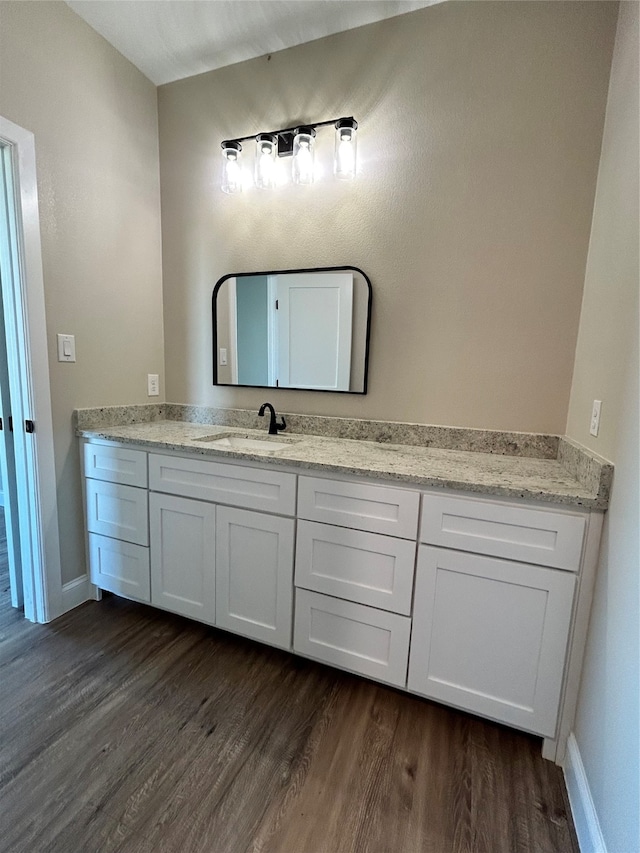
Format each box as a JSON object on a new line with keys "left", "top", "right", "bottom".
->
{"left": 212, "top": 266, "right": 372, "bottom": 394}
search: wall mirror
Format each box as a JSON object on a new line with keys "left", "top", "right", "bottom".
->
{"left": 212, "top": 266, "right": 371, "bottom": 393}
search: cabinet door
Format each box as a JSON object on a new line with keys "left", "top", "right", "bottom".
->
{"left": 149, "top": 493, "right": 216, "bottom": 624}
{"left": 216, "top": 506, "right": 294, "bottom": 649}
{"left": 408, "top": 546, "right": 575, "bottom": 737}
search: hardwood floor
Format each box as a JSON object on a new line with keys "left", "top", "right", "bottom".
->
{"left": 0, "top": 535, "right": 578, "bottom": 852}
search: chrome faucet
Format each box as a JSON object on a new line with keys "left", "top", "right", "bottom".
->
{"left": 258, "top": 402, "right": 286, "bottom": 435}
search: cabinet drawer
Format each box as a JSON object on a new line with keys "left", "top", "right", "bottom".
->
{"left": 84, "top": 442, "right": 147, "bottom": 487}
{"left": 149, "top": 454, "right": 296, "bottom": 515}
{"left": 420, "top": 493, "right": 586, "bottom": 571}
{"left": 408, "top": 546, "right": 575, "bottom": 736}
{"left": 88, "top": 533, "right": 150, "bottom": 602}
{"left": 295, "top": 521, "right": 416, "bottom": 615}
{"left": 298, "top": 476, "right": 419, "bottom": 539}
{"left": 294, "top": 589, "right": 411, "bottom": 688}
{"left": 86, "top": 479, "right": 148, "bottom": 546}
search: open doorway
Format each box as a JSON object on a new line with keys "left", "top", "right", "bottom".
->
{"left": 0, "top": 115, "right": 63, "bottom": 623}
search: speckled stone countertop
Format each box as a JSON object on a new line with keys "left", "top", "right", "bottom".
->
{"left": 77, "top": 417, "right": 611, "bottom": 510}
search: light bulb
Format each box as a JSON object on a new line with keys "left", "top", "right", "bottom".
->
{"left": 255, "top": 133, "right": 277, "bottom": 189}
{"left": 292, "top": 127, "right": 316, "bottom": 185}
{"left": 221, "top": 141, "right": 243, "bottom": 193}
{"left": 334, "top": 118, "right": 358, "bottom": 180}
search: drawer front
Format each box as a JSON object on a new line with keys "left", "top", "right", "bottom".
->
{"left": 408, "top": 546, "right": 575, "bottom": 737}
{"left": 86, "top": 479, "right": 148, "bottom": 546}
{"left": 89, "top": 533, "right": 150, "bottom": 602}
{"left": 84, "top": 442, "right": 147, "bottom": 487}
{"left": 420, "top": 493, "right": 586, "bottom": 571}
{"left": 298, "top": 476, "right": 420, "bottom": 539}
{"left": 294, "top": 589, "right": 411, "bottom": 688}
{"left": 295, "top": 521, "right": 416, "bottom": 615}
{"left": 149, "top": 453, "right": 296, "bottom": 515}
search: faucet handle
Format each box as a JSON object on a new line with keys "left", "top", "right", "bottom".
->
{"left": 275, "top": 416, "right": 286, "bottom": 433}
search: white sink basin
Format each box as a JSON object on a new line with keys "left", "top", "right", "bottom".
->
{"left": 194, "top": 432, "right": 298, "bottom": 452}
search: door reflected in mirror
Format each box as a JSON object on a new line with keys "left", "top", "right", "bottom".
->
{"left": 213, "top": 267, "right": 371, "bottom": 393}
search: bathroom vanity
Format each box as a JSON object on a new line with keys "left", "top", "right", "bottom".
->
{"left": 78, "top": 411, "right": 610, "bottom": 764}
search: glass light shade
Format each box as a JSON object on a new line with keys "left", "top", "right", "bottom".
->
{"left": 292, "top": 127, "right": 316, "bottom": 185}
{"left": 221, "top": 141, "right": 242, "bottom": 194}
{"left": 334, "top": 119, "right": 358, "bottom": 180}
{"left": 255, "top": 133, "right": 277, "bottom": 189}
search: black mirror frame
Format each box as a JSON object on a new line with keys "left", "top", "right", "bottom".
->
{"left": 212, "top": 265, "right": 372, "bottom": 394}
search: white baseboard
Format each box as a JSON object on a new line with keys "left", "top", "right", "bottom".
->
{"left": 564, "top": 733, "right": 607, "bottom": 853}
{"left": 60, "top": 574, "right": 93, "bottom": 612}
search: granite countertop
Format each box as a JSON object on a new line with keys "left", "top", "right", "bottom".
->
{"left": 79, "top": 419, "right": 608, "bottom": 509}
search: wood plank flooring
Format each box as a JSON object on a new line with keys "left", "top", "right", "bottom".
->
{"left": 0, "top": 524, "right": 578, "bottom": 853}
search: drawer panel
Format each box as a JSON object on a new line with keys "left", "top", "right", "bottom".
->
{"left": 420, "top": 493, "right": 586, "bottom": 571}
{"left": 89, "top": 533, "right": 150, "bottom": 602}
{"left": 294, "top": 589, "right": 411, "bottom": 688}
{"left": 149, "top": 454, "right": 296, "bottom": 515}
{"left": 298, "top": 476, "right": 419, "bottom": 539}
{"left": 84, "top": 442, "right": 147, "bottom": 487}
{"left": 86, "top": 479, "right": 148, "bottom": 546}
{"left": 295, "top": 521, "right": 416, "bottom": 615}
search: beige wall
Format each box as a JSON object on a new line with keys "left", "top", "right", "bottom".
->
{"left": 159, "top": 1, "right": 616, "bottom": 433}
{"left": 0, "top": 1, "right": 164, "bottom": 584}
{"left": 566, "top": 4, "right": 639, "bottom": 851}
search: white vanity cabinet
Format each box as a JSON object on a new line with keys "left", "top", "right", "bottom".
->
{"left": 147, "top": 452, "right": 296, "bottom": 649}
{"left": 408, "top": 493, "right": 586, "bottom": 736}
{"left": 82, "top": 435, "right": 601, "bottom": 761}
{"left": 84, "top": 442, "right": 150, "bottom": 602}
{"left": 293, "top": 475, "right": 419, "bottom": 688}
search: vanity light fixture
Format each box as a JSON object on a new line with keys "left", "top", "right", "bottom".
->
{"left": 220, "top": 116, "right": 358, "bottom": 192}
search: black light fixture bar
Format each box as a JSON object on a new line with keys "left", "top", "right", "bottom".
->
{"left": 222, "top": 116, "right": 356, "bottom": 158}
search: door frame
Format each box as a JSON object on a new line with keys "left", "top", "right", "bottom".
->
{"left": 0, "top": 115, "right": 62, "bottom": 623}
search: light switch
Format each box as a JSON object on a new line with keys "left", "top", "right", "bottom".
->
{"left": 57, "top": 334, "right": 76, "bottom": 363}
{"left": 219, "top": 348, "right": 228, "bottom": 366}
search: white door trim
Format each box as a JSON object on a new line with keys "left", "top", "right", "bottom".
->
{"left": 0, "top": 115, "right": 62, "bottom": 623}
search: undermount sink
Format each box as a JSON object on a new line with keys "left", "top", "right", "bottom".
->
{"left": 193, "top": 432, "right": 299, "bottom": 452}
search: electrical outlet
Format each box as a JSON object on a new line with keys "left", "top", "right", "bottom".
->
{"left": 590, "top": 400, "right": 602, "bottom": 437}
{"left": 147, "top": 374, "right": 159, "bottom": 397}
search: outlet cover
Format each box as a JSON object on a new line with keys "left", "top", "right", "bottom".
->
{"left": 147, "top": 374, "right": 159, "bottom": 396}
{"left": 590, "top": 400, "right": 602, "bottom": 436}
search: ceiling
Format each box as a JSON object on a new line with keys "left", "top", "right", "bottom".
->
{"left": 65, "top": 0, "right": 440, "bottom": 86}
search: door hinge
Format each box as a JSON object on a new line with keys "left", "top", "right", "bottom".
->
{"left": 275, "top": 379, "right": 279, "bottom": 387}
{"left": 275, "top": 299, "right": 279, "bottom": 310}
{"left": 25, "top": 420, "right": 35, "bottom": 433}
{"left": 0, "top": 417, "right": 3, "bottom": 431}
{"left": 8, "top": 416, "right": 13, "bottom": 432}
